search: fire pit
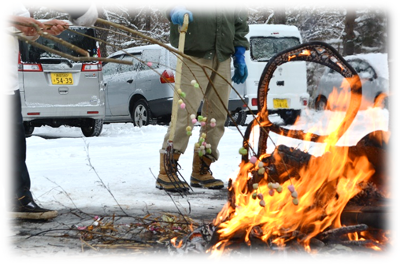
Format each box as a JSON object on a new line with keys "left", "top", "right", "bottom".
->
{"left": 170, "top": 42, "right": 390, "bottom": 256}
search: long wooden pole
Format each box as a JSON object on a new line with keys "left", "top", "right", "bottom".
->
{"left": 168, "top": 14, "right": 189, "bottom": 143}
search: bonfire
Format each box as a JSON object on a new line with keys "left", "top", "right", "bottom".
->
{"left": 172, "top": 42, "right": 390, "bottom": 256}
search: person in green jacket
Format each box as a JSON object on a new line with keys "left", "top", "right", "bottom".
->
{"left": 156, "top": 6, "right": 249, "bottom": 192}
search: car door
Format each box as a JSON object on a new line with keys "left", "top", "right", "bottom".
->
{"left": 134, "top": 49, "right": 163, "bottom": 101}
{"left": 348, "top": 59, "right": 377, "bottom": 109}
{"left": 105, "top": 54, "right": 140, "bottom": 117}
{"left": 103, "top": 55, "right": 120, "bottom": 117}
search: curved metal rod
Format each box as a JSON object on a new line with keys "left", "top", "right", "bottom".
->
{"left": 242, "top": 41, "right": 362, "bottom": 161}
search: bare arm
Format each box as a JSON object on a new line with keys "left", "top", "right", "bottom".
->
{"left": 10, "top": 16, "right": 69, "bottom": 38}
{"left": 2, "top": 15, "right": 44, "bottom": 36}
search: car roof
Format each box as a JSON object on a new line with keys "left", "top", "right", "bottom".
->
{"left": 345, "top": 53, "right": 389, "bottom": 80}
{"left": 108, "top": 44, "right": 174, "bottom": 58}
{"left": 248, "top": 24, "right": 301, "bottom": 39}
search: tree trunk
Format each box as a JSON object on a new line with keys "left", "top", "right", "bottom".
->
{"left": 145, "top": 9, "right": 151, "bottom": 31}
{"left": 95, "top": 8, "right": 110, "bottom": 58}
{"left": 128, "top": 2, "right": 140, "bottom": 25}
{"left": 274, "top": 3, "right": 286, "bottom": 24}
{"left": 343, "top": 9, "right": 356, "bottom": 56}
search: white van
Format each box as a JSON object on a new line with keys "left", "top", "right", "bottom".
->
{"left": 18, "top": 24, "right": 105, "bottom": 137}
{"left": 232, "top": 24, "right": 309, "bottom": 125}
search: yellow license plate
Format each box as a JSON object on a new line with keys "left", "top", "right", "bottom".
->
{"left": 273, "top": 98, "right": 289, "bottom": 108}
{"left": 51, "top": 73, "right": 73, "bottom": 85}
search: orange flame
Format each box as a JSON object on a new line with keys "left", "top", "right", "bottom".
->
{"left": 171, "top": 237, "right": 183, "bottom": 248}
{"left": 211, "top": 75, "right": 387, "bottom": 254}
{"left": 288, "top": 49, "right": 311, "bottom": 61}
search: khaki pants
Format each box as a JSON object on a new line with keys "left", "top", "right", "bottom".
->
{"left": 161, "top": 55, "right": 232, "bottom": 161}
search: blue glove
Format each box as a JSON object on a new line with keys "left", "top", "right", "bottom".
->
{"left": 232, "top": 46, "right": 248, "bottom": 84}
{"left": 170, "top": 6, "right": 193, "bottom": 26}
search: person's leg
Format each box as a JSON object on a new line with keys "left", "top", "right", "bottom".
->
{"left": 10, "top": 91, "right": 57, "bottom": 219}
{"left": 200, "top": 57, "right": 232, "bottom": 161}
{"left": 190, "top": 57, "right": 231, "bottom": 189}
{"left": 11, "top": 91, "right": 33, "bottom": 205}
{"left": 161, "top": 56, "right": 213, "bottom": 153}
{"left": 157, "top": 56, "right": 213, "bottom": 191}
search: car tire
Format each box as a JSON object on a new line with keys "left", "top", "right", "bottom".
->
{"left": 225, "top": 110, "right": 246, "bottom": 126}
{"left": 24, "top": 122, "right": 34, "bottom": 137}
{"left": 81, "top": 119, "right": 103, "bottom": 137}
{"left": 279, "top": 110, "right": 301, "bottom": 125}
{"left": 131, "top": 99, "right": 151, "bottom": 127}
{"left": 315, "top": 96, "right": 328, "bottom": 111}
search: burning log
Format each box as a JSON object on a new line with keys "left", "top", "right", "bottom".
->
{"left": 249, "top": 229, "right": 273, "bottom": 259}
{"left": 341, "top": 204, "right": 388, "bottom": 230}
{"left": 268, "top": 130, "right": 389, "bottom": 198}
{"left": 197, "top": 43, "right": 397, "bottom": 262}
{"left": 319, "top": 224, "right": 368, "bottom": 241}
{"left": 264, "top": 130, "right": 389, "bottom": 230}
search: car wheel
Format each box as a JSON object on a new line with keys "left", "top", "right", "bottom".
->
{"left": 315, "top": 96, "right": 327, "bottom": 111}
{"left": 225, "top": 110, "right": 246, "bottom": 126}
{"left": 279, "top": 110, "right": 301, "bottom": 125}
{"left": 374, "top": 93, "right": 389, "bottom": 109}
{"left": 131, "top": 99, "right": 151, "bottom": 127}
{"left": 81, "top": 119, "right": 103, "bottom": 137}
{"left": 23, "top": 122, "right": 34, "bottom": 137}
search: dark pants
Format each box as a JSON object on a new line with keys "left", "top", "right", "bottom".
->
{"left": 11, "top": 91, "right": 33, "bottom": 205}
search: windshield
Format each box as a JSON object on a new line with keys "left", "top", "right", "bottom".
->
{"left": 250, "top": 36, "right": 301, "bottom": 62}
{"left": 19, "top": 27, "right": 97, "bottom": 63}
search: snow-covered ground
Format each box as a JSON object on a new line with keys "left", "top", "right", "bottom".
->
{"left": 20, "top": 109, "right": 389, "bottom": 214}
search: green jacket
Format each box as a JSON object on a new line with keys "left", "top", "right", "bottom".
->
{"left": 167, "top": 8, "right": 249, "bottom": 62}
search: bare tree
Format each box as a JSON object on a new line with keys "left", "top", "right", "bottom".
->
{"left": 274, "top": 2, "right": 286, "bottom": 24}
{"left": 343, "top": 9, "right": 356, "bottom": 56}
{"left": 144, "top": 7, "right": 151, "bottom": 31}
{"left": 95, "top": 7, "right": 111, "bottom": 58}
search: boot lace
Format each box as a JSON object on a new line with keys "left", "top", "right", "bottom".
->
{"left": 200, "top": 158, "right": 213, "bottom": 176}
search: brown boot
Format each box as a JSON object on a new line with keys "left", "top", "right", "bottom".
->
{"left": 156, "top": 152, "right": 189, "bottom": 192}
{"left": 191, "top": 152, "right": 224, "bottom": 189}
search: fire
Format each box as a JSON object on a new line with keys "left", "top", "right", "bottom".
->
{"left": 210, "top": 74, "right": 385, "bottom": 254}
{"left": 171, "top": 237, "right": 183, "bottom": 248}
{"left": 288, "top": 49, "right": 311, "bottom": 61}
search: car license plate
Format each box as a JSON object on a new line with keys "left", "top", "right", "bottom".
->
{"left": 51, "top": 73, "right": 73, "bottom": 85}
{"left": 273, "top": 98, "right": 289, "bottom": 108}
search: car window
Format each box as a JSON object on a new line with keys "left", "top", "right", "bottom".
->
{"left": 139, "top": 49, "right": 161, "bottom": 70}
{"left": 250, "top": 36, "right": 301, "bottom": 62}
{"left": 19, "top": 27, "right": 97, "bottom": 63}
{"left": 323, "top": 59, "right": 377, "bottom": 79}
{"left": 103, "top": 55, "right": 121, "bottom": 77}
{"left": 348, "top": 59, "right": 376, "bottom": 79}
{"left": 120, "top": 54, "right": 141, "bottom": 73}
{"left": 168, "top": 52, "right": 177, "bottom": 70}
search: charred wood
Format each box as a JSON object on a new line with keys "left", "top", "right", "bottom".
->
{"left": 290, "top": 240, "right": 319, "bottom": 263}
{"left": 319, "top": 224, "right": 368, "bottom": 241}
{"left": 267, "top": 130, "right": 388, "bottom": 194}
{"left": 250, "top": 236, "right": 272, "bottom": 260}
{"left": 277, "top": 230, "right": 326, "bottom": 249}
{"left": 341, "top": 205, "right": 389, "bottom": 230}
{"left": 263, "top": 130, "right": 389, "bottom": 230}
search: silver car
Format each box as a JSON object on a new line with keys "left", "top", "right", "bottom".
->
{"left": 18, "top": 25, "right": 105, "bottom": 137}
{"left": 313, "top": 53, "right": 389, "bottom": 111}
{"left": 103, "top": 44, "right": 248, "bottom": 127}
{"left": 103, "top": 44, "right": 176, "bottom": 126}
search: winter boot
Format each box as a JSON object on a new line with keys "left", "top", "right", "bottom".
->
{"left": 11, "top": 199, "right": 58, "bottom": 220}
{"left": 191, "top": 152, "right": 224, "bottom": 189}
{"left": 156, "top": 152, "right": 189, "bottom": 192}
